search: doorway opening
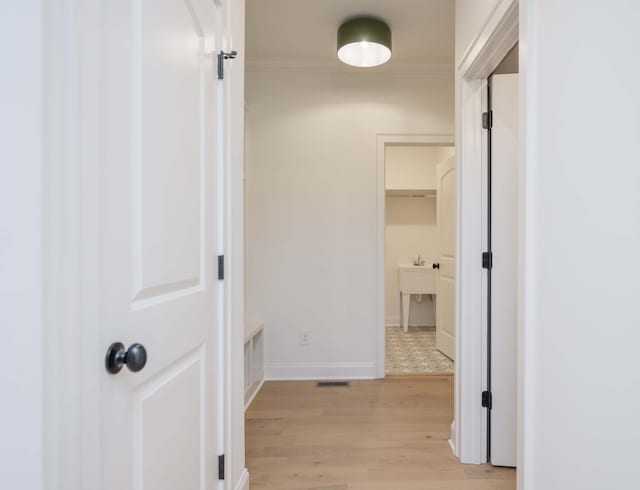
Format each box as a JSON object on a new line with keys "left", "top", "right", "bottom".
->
{"left": 380, "top": 141, "right": 456, "bottom": 375}
{"left": 243, "top": 0, "right": 519, "bottom": 485}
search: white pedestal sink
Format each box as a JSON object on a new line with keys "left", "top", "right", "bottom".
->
{"left": 398, "top": 264, "right": 437, "bottom": 333}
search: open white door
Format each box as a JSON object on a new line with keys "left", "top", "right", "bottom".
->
{"left": 99, "top": 1, "right": 222, "bottom": 488}
{"left": 489, "top": 73, "right": 519, "bottom": 467}
{"left": 436, "top": 156, "right": 456, "bottom": 360}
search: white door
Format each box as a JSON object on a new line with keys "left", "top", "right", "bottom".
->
{"left": 490, "top": 73, "right": 519, "bottom": 467}
{"left": 100, "top": 1, "right": 221, "bottom": 489}
{"left": 436, "top": 156, "right": 456, "bottom": 360}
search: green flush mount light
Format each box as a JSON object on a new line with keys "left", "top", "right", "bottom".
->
{"left": 337, "top": 17, "right": 392, "bottom": 67}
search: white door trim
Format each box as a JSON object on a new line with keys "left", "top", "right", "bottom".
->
{"left": 454, "top": 0, "right": 519, "bottom": 465}
{"left": 224, "top": 0, "right": 247, "bottom": 486}
{"left": 42, "top": 1, "right": 102, "bottom": 487}
{"left": 375, "top": 132, "right": 454, "bottom": 380}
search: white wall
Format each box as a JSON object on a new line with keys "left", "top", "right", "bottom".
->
{"left": 0, "top": 2, "right": 44, "bottom": 488}
{"left": 385, "top": 145, "right": 438, "bottom": 190}
{"left": 525, "top": 1, "right": 640, "bottom": 488}
{"left": 455, "top": 0, "right": 501, "bottom": 63}
{"left": 385, "top": 195, "right": 437, "bottom": 326}
{"left": 246, "top": 69, "right": 453, "bottom": 379}
{"left": 457, "top": 0, "right": 640, "bottom": 487}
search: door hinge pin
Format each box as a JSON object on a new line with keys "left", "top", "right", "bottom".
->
{"left": 218, "top": 255, "right": 224, "bottom": 280}
{"left": 217, "top": 50, "right": 238, "bottom": 80}
{"left": 482, "top": 111, "right": 493, "bottom": 129}
{"left": 482, "top": 251, "right": 492, "bottom": 270}
{"left": 482, "top": 390, "right": 493, "bottom": 409}
{"left": 218, "top": 454, "right": 225, "bottom": 480}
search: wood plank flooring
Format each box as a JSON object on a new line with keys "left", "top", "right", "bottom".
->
{"left": 245, "top": 375, "right": 516, "bottom": 489}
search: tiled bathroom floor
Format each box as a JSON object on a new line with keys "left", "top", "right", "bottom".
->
{"left": 386, "top": 326, "right": 454, "bottom": 374}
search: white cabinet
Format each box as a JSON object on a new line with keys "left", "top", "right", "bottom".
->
{"left": 244, "top": 322, "right": 264, "bottom": 410}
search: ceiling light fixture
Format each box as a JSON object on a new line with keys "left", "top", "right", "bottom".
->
{"left": 337, "top": 16, "right": 392, "bottom": 68}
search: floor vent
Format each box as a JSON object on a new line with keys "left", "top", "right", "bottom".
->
{"left": 316, "top": 381, "right": 351, "bottom": 388}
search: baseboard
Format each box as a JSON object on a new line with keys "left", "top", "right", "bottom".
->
{"left": 449, "top": 420, "right": 456, "bottom": 456}
{"left": 264, "top": 362, "right": 376, "bottom": 380}
{"left": 385, "top": 322, "right": 437, "bottom": 328}
{"left": 234, "top": 468, "right": 249, "bottom": 490}
{"left": 386, "top": 315, "right": 400, "bottom": 326}
{"left": 385, "top": 315, "right": 436, "bottom": 328}
{"left": 244, "top": 379, "right": 264, "bottom": 411}
{"left": 448, "top": 437, "right": 456, "bottom": 456}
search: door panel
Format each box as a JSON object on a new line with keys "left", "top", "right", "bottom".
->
{"left": 436, "top": 156, "right": 456, "bottom": 360}
{"left": 132, "top": 0, "right": 210, "bottom": 303}
{"left": 101, "top": 1, "right": 219, "bottom": 488}
{"left": 490, "top": 73, "right": 518, "bottom": 467}
{"left": 136, "top": 348, "right": 204, "bottom": 490}
{"left": 134, "top": 0, "right": 204, "bottom": 301}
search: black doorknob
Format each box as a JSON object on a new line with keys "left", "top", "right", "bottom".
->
{"left": 432, "top": 263, "right": 440, "bottom": 269}
{"left": 105, "top": 342, "right": 148, "bottom": 374}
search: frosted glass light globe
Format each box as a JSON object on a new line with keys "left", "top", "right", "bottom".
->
{"left": 337, "top": 41, "right": 391, "bottom": 67}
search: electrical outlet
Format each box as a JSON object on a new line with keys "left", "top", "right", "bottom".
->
{"left": 300, "top": 331, "right": 311, "bottom": 346}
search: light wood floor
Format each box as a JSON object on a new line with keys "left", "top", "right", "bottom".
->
{"left": 245, "top": 375, "right": 516, "bottom": 489}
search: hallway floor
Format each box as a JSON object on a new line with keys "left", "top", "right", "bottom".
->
{"left": 386, "top": 326, "right": 454, "bottom": 374}
{"left": 245, "top": 376, "right": 516, "bottom": 489}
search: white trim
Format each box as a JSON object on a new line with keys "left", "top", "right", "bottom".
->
{"left": 385, "top": 316, "right": 435, "bottom": 328}
{"left": 233, "top": 468, "right": 250, "bottom": 490}
{"left": 265, "top": 362, "right": 376, "bottom": 381}
{"left": 385, "top": 316, "right": 400, "bottom": 327}
{"left": 246, "top": 57, "right": 454, "bottom": 75}
{"left": 454, "top": 0, "right": 519, "bottom": 465}
{"left": 42, "top": 1, "right": 103, "bottom": 488}
{"left": 224, "top": 0, "right": 247, "bottom": 487}
{"left": 449, "top": 420, "right": 457, "bottom": 454}
{"left": 375, "top": 133, "right": 454, "bottom": 379}
{"left": 518, "top": 1, "right": 535, "bottom": 487}
{"left": 244, "top": 379, "right": 264, "bottom": 411}
{"left": 457, "top": 0, "right": 519, "bottom": 79}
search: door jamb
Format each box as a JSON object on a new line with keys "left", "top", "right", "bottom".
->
{"left": 375, "top": 132, "right": 455, "bottom": 380}
{"left": 223, "top": 0, "right": 248, "bottom": 487}
{"left": 42, "top": 1, "right": 102, "bottom": 488}
{"left": 454, "top": 0, "right": 519, "bottom": 465}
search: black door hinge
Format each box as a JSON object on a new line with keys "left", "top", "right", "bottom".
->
{"left": 482, "top": 251, "right": 492, "bottom": 270}
{"left": 218, "top": 454, "right": 225, "bottom": 480}
{"left": 482, "top": 111, "right": 493, "bottom": 129}
{"left": 217, "top": 50, "right": 238, "bottom": 80}
{"left": 482, "top": 391, "right": 493, "bottom": 409}
{"left": 218, "top": 255, "right": 224, "bottom": 280}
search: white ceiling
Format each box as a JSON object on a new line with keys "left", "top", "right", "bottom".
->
{"left": 246, "top": 0, "right": 455, "bottom": 68}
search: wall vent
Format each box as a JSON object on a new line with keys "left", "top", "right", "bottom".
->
{"left": 316, "top": 381, "right": 351, "bottom": 388}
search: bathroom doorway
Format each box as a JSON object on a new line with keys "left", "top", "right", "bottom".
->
{"left": 375, "top": 135, "right": 456, "bottom": 375}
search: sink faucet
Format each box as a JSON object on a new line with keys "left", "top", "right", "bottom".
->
{"left": 413, "top": 254, "right": 425, "bottom": 266}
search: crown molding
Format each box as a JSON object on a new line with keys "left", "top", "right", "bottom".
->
{"left": 246, "top": 56, "right": 454, "bottom": 75}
